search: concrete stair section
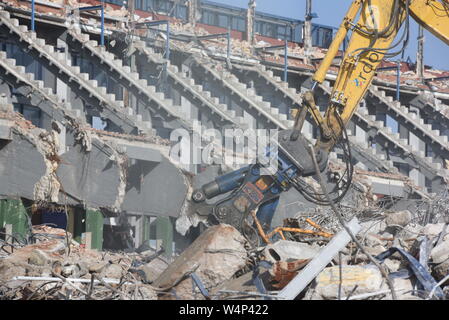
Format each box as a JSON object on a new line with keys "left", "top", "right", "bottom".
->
{"left": 66, "top": 31, "right": 194, "bottom": 131}
{"left": 347, "top": 136, "right": 396, "bottom": 172}
{"left": 0, "top": 10, "right": 145, "bottom": 135}
{"left": 249, "top": 64, "right": 396, "bottom": 174}
{"left": 0, "top": 50, "right": 83, "bottom": 123}
{"left": 414, "top": 95, "right": 449, "bottom": 133}
{"left": 134, "top": 41, "right": 248, "bottom": 129}
{"left": 190, "top": 55, "right": 294, "bottom": 130}
{"left": 369, "top": 86, "right": 449, "bottom": 157}
{"left": 319, "top": 83, "right": 449, "bottom": 183}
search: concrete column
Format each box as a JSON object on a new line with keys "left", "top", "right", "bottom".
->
{"left": 244, "top": 111, "right": 256, "bottom": 129}
{"left": 399, "top": 123, "right": 408, "bottom": 140}
{"left": 410, "top": 168, "right": 426, "bottom": 189}
{"left": 141, "top": 216, "right": 150, "bottom": 247}
{"left": 56, "top": 37, "right": 69, "bottom": 102}
{"left": 42, "top": 65, "right": 56, "bottom": 95}
{"left": 188, "top": 0, "right": 199, "bottom": 26}
{"left": 409, "top": 130, "right": 425, "bottom": 154}
{"left": 304, "top": 0, "right": 313, "bottom": 65}
{"left": 302, "top": 119, "right": 313, "bottom": 140}
{"left": 129, "top": 54, "right": 138, "bottom": 111}
{"left": 131, "top": 216, "right": 143, "bottom": 249}
{"left": 246, "top": 0, "right": 256, "bottom": 45}
{"left": 355, "top": 124, "right": 367, "bottom": 147}
{"left": 416, "top": 25, "right": 425, "bottom": 83}
{"left": 0, "top": 80, "right": 12, "bottom": 105}
{"left": 180, "top": 95, "right": 193, "bottom": 120}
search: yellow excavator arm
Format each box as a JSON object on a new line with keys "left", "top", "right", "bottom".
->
{"left": 302, "top": 0, "right": 449, "bottom": 153}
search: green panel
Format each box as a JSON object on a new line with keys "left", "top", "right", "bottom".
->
{"left": 86, "top": 209, "right": 103, "bottom": 250}
{"left": 73, "top": 208, "right": 85, "bottom": 244}
{"left": 2, "top": 199, "right": 29, "bottom": 241}
{"left": 156, "top": 216, "right": 173, "bottom": 258}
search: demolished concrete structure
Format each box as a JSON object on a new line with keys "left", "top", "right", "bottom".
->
{"left": 0, "top": 0, "right": 448, "bottom": 300}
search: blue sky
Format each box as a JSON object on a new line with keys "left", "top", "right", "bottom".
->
{"left": 211, "top": 0, "right": 449, "bottom": 70}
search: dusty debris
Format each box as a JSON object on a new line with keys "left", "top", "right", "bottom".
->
{"left": 262, "top": 240, "right": 320, "bottom": 264}
{"left": 305, "top": 265, "right": 383, "bottom": 300}
{"left": 0, "top": 225, "right": 162, "bottom": 300}
{"left": 153, "top": 224, "right": 248, "bottom": 300}
{"left": 385, "top": 210, "right": 413, "bottom": 227}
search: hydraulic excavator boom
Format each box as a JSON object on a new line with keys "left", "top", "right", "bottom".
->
{"left": 190, "top": 0, "right": 449, "bottom": 243}
{"left": 309, "top": 0, "right": 449, "bottom": 153}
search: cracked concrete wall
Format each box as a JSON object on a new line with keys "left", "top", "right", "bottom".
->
{"left": 0, "top": 117, "right": 51, "bottom": 201}
{"left": 56, "top": 134, "right": 126, "bottom": 211}
{"left": 121, "top": 154, "right": 190, "bottom": 218}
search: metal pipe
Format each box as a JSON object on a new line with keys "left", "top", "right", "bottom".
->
{"left": 101, "top": 4, "right": 104, "bottom": 46}
{"left": 396, "top": 60, "right": 401, "bottom": 101}
{"left": 284, "top": 39, "right": 288, "bottom": 82}
{"left": 166, "top": 22, "right": 170, "bottom": 60}
{"left": 31, "top": 0, "right": 35, "bottom": 31}
{"left": 227, "top": 26, "right": 231, "bottom": 61}
{"left": 77, "top": 5, "right": 105, "bottom": 46}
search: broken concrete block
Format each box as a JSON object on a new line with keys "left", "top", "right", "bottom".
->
{"left": 28, "top": 249, "right": 52, "bottom": 266}
{"left": 430, "top": 239, "right": 449, "bottom": 264}
{"left": 398, "top": 223, "right": 423, "bottom": 240}
{"left": 422, "top": 223, "right": 446, "bottom": 238}
{"left": 433, "top": 260, "right": 449, "bottom": 282}
{"left": 88, "top": 262, "right": 108, "bottom": 274}
{"left": 101, "top": 264, "right": 123, "bottom": 279}
{"left": 360, "top": 220, "right": 388, "bottom": 235}
{"left": 379, "top": 278, "right": 415, "bottom": 300}
{"left": 308, "top": 265, "right": 383, "bottom": 300}
{"left": 364, "top": 234, "right": 387, "bottom": 247}
{"left": 136, "top": 286, "right": 158, "bottom": 300}
{"left": 153, "top": 224, "right": 247, "bottom": 299}
{"left": 385, "top": 210, "right": 412, "bottom": 227}
{"left": 383, "top": 258, "right": 401, "bottom": 273}
{"left": 0, "top": 260, "right": 26, "bottom": 282}
{"left": 263, "top": 240, "right": 320, "bottom": 264}
{"left": 212, "top": 271, "right": 259, "bottom": 300}
{"left": 138, "top": 258, "right": 169, "bottom": 283}
{"left": 363, "top": 245, "right": 387, "bottom": 258}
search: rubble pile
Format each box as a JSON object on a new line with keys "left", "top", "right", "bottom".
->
{"left": 0, "top": 225, "right": 168, "bottom": 300}
{"left": 1, "top": 191, "right": 449, "bottom": 300}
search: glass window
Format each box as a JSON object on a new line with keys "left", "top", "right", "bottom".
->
{"left": 264, "top": 23, "right": 276, "bottom": 38}
{"left": 155, "top": 0, "right": 171, "bottom": 13}
{"left": 322, "top": 28, "right": 333, "bottom": 48}
{"left": 277, "top": 25, "right": 287, "bottom": 40}
{"left": 176, "top": 5, "right": 187, "bottom": 20}
{"left": 255, "top": 21, "right": 263, "bottom": 34}
{"left": 231, "top": 17, "right": 245, "bottom": 32}
{"left": 201, "top": 10, "right": 218, "bottom": 26}
{"left": 145, "top": 0, "right": 154, "bottom": 11}
{"left": 218, "top": 14, "right": 229, "bottom": 28}
{"left": 293, "top": 24, "right": 303, "bottom": 43}
{"left": 106, "top": 0, "right": 124, "bottom": 5}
